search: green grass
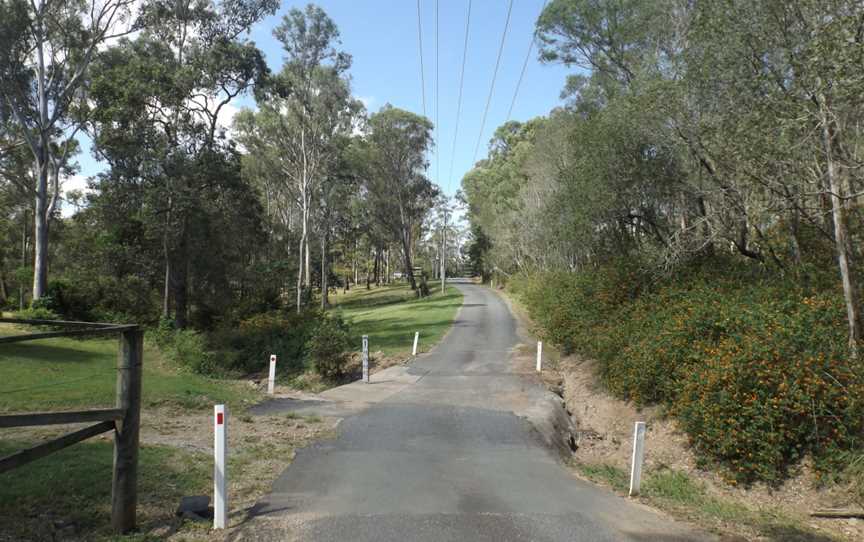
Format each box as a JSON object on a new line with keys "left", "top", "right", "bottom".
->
{"left": 575, "top": 463, "right": 837, "bottom": 541}
{"left": 574, "top": 462, "right": 630, "bottom": 492}
{"left": 331, "top": 280, "right": 463, "bottom": 356}
{"left": 0, "top": 439, "right": 209, "bottom": 541}
{"left": 0, "top": 327, "right": 260, "bottom": 413}
{"left": 642, "top": 469, "right": 835, "bottom": 540}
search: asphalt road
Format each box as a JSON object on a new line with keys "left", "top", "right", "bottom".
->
{"left": 235, "top": 283, "right": 708, "bottom": 541}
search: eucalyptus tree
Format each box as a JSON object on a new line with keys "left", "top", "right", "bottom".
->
{"left": 0, "top": 0, "right": 142, "bottom": 300}
{"left": 528, "top": 0, "right": 864, "bottom": 351}
{"left": 236, "top": 4, "right": 360, "bottom": 312}
{"left": 362, "top": 105, "right": 438, "bottom": 291}
{"left": 87, "top": 0, "right": 277, "bottom": 327}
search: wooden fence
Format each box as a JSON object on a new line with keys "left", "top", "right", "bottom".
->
{"left": 0, "top": 318, "right": 143, "bottom": 534}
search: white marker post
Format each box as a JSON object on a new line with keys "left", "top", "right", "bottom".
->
{"left": 213, "top": 404, "right": 228, "bottom": 529}
{"left": 536, "top": 341, "right": 543, "bottom": 372}
{"left": 412, "top": 332, "right": 419, "bottom": 356}
{"left": 362, "top": 335, "right": 369, "bottom": 383}
{"left": 267, "top": 354, "right": 277, "bottom": 395}
{"left": 629, "top": 421, "right": 646, "bottom": 497}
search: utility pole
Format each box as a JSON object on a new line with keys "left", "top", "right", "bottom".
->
{"left": 441, "top": 207, "right": 447, "bottom": 294}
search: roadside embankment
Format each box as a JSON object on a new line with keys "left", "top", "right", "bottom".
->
{"left": 494, "top": 283, "right": 864, "bottom": 542}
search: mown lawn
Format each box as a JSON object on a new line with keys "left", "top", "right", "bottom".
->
{"left": 0, "top": 439, "right": 209, "bottom": 541}
{"left": 0, "top": 325, "right": 259, "bottom": 413}
{"left": 0, "top": 323, "right": 264, "bottom": 540}
{"left": 330, "top": 280, "right": 463, "bottom": 356}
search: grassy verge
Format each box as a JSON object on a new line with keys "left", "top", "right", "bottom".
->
{"left": 0, "top": 327, "right": 259, "bottom": 413}
{"left": 574, "top": 462, "right": 837, "bottom": 541}
{"left": 0, "top": 412, "right": 336, "bottom": 541}
{"left": 330, "top": 280, "right": 463, "bottom": 357}
{"left": 0, "top": 439, "right": 209, "bottom": 541}
{"left": 0, "top": 322, "right": 273, "bottom": 540}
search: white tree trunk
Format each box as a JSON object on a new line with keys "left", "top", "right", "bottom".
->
{"left": 820, "top": 94, "right": 862, "bottom": 354}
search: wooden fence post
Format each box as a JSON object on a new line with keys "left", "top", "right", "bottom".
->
{"left": 112, "top": 327, "right": 143, "bottom": 533}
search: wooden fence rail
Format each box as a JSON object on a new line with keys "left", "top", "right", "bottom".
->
{"left": 0, "top": 318, "right": 143, "bottom": 534}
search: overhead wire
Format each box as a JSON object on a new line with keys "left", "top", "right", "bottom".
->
{"left": 471, "top": 0, "right": 515, "bottom": 164}
{"left": 416, "top": 0, "right": 427, "bottom": 118}
{"left": 506, "top": 0, "right": 548, "bottom": 122}
{"left": 446, "top": 0, "right": 472, "bottom": 194}
{"left": 435, "top": 0, "right": 439, "bottom": 189}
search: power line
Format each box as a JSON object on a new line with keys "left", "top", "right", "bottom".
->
{"left": 472, "top": 0, "right": 514, "bottom": 164}
{"left": 416, "top": 0, "right": 427, "bottom": 118}
{"left": 435, "top": 0, "right": 439, "bottom": 189}
{"left": 506, "top": 0, "right": 548, "bottom": 122}
{"left": 447, "top": 0, "right": 472, "bottom": 194}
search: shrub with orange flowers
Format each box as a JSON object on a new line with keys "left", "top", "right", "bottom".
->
{"left": 510, "top": 257, "right": 864, "bottom": 484}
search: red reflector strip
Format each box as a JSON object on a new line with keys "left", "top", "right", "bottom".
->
{"left": 217, "top": 413, "right": 224, "bottom": 425}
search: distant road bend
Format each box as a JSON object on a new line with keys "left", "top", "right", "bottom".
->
{"left": 236, "top": 281, "right": 708, "bottom": 541}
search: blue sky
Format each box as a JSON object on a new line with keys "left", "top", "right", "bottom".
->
{"left": 73, "top": 0, "right": 572, "bottom": 201}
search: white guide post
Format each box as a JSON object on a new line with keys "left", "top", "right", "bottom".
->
{"left": 536, "top": 341, "right": 543, "bottom": 372}
{"left": 629, "top": 421, "right": 646, "bottom": 497}
{"left": 213, "top": 404, "right": 228, "bottom": 529}
{"left": 267, "top": 354, "right": 277, "bottom": 395}
{"left": 362, "top": 335, "right": 369, "bottom": 383}
{"left": 412, "top": 332, "right": 419, "bottom": 356}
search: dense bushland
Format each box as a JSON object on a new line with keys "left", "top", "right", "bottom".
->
{"left": 510, "top": 260, "right": 864, "bottom": 484}
{"left": 463, "top": 0, "right": 864, "bottom": 488}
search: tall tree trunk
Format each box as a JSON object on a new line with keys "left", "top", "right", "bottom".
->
{"left": 31, "top": 19, "right": 49, "bottom": 301}
{"left": 820, "top": 94, "right": 862, "bottom": 354}
{"left": 353, "top": 238, "right": 358, "bottom": 285}
{"left": 19, "top": 210, "right": 28, "bottom": 310}
{"left": 296, "top": 222, "right": 305, "bottom": 313}
{"left": 0, "top": 268, "right": 7, "bottom": 305}
{"left": 400, "top": 231, "right": 416, "bottom": 290}
{"left": 304, "top": 235, "right": 311, "bottom": 289}
{"left": 162, "top": 194, "right": 174, "bottom": 320}
{"left": 32, "top": 164, "right": 49, "bottom": 300}
{"left": 172, "top": 227, "right": 189, "bottom": 329}
{"left": 163, "top": 257, "right": 171, "bottom": 319}
{"left": 373, "top": 248, "right": 380, "bottom": 285}
{"left": 321, "top": 231, "right": 329, "bottom": 310}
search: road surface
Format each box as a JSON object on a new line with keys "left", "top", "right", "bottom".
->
{"left": 235, "top": 283, "right": 707, "bottom": 541}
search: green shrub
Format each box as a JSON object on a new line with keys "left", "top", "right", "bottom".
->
{"left": 306, "top": 313, "right": 351, "bottom": 378}
{"left": 509, "top": 258, "right": 864, "bottom": 484}
{"left": 672, "top": 290, "right": 864, "bottom": 483}
{"left": 151, "top": 319, "right": 215, "bottom": 375}
{"left": 169, "top": 329, "right": 215, "bottom": 374}
{"left": 212, "top": 310, "right": 324, "bottom": 375}
{"left": 21, "top": 277, "right": 156, "bottom": 324}
{"left": 13, "top": 306, "right": 60, "bottom": 321}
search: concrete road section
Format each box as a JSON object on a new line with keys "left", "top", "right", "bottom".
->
{"left": 234, "top": 283, "right": 710, "bottom": 541}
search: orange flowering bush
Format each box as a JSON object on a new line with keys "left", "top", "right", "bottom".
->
{"left": 671, "top": 290, "right": 864, "bottom": 482}
{"left": 510, "top": 259, "right": 864, "bottom": 483}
